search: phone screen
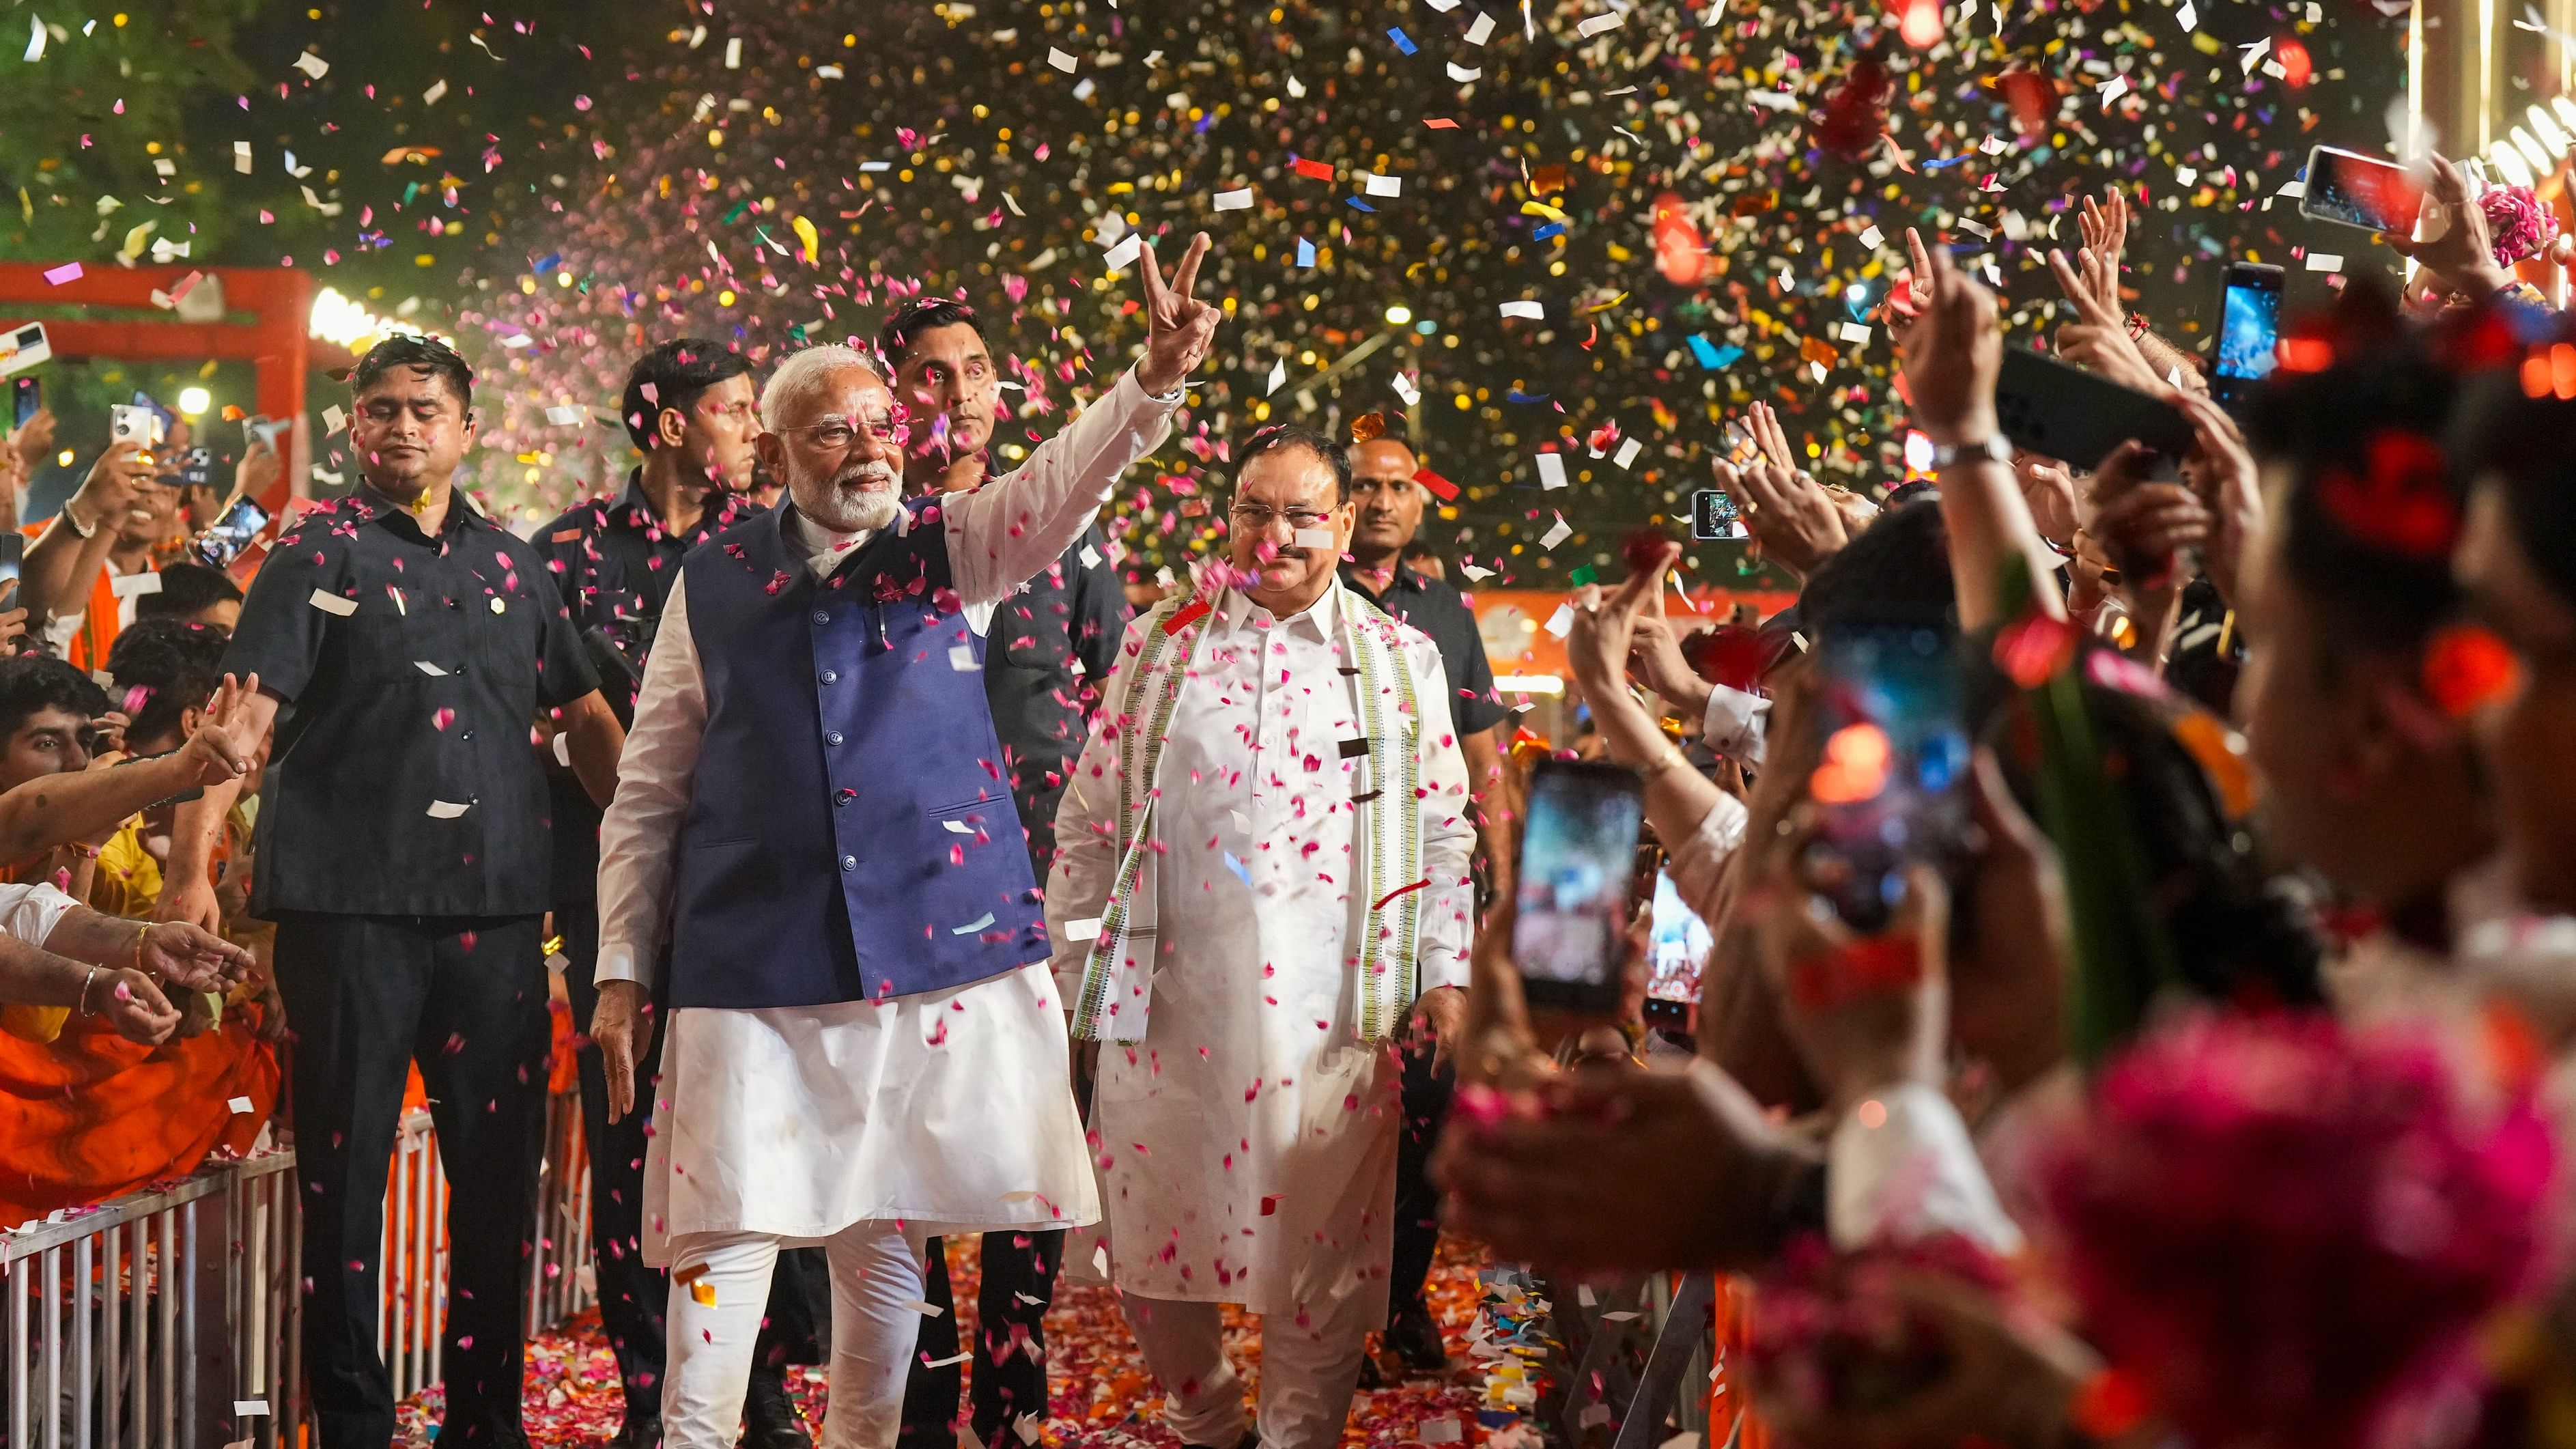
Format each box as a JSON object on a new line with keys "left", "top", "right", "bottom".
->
{"left": 2302, "top": 145, "right": 2423, "bottom": 233}
{"left": 1645, "top": 867, "right": 1712, "bottom": 1006}
{"left": 1807, "top": 624, "right": 1970, "bottom": 933}
{"left": 1691, "top": 488, "right": 1747, "bottom": 540}
{"left": 0, "top": 534, "right": 23, "bottom": 591}
{"left": 2216, "top": 276, "right": 2282, "bottom": 382}
{"left": 12, "top": 378, "right": 37, "bottom": 430}
{"left": 1512, "top": 759, "right": 1647, "bottom": 1009}
{"left": 195, "top": 497, "right": 272, "bottom": 569}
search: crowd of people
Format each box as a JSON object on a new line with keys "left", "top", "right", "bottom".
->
{"left": 5, "top": 138, "right": 2576, "bottom": 1449}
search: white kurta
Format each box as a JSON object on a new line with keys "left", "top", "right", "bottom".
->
{"left": 1047, "top": 582, "right": 1475, "bottom": 1317}
{"left": 595, "top": 366, "right": 1180, "bottom": 1265}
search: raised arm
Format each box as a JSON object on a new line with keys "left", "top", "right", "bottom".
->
{"left": 158, "top": 685, "right": 282, "bottom": 931}
{"left": 0, "top": 673, "right": 264, "bottom": 864}
{"left": 946, "top": 234, "right": 1221, "bottom": 604}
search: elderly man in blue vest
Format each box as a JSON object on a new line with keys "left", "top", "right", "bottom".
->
{"left": 589, "top": 234, "right": 1224, "bottom": 1449}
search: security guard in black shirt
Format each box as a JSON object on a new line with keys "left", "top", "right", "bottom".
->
{"left": 165, "top": 336, "right": 628, "bottom": 1449}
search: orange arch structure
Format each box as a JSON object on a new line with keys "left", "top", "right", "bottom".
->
{"left": 0, "top": 263, "right": 313, "bottom": 516}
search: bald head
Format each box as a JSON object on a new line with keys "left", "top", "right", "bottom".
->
{"left": 1349, "top": 437, "right": 1428, "bottom": 564}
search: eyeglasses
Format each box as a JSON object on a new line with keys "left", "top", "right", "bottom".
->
{"left": 775, "top": 412, "right": 905, "bottom": 451}
{"left": 1229, "top": 504, "right": 1335, "bottom": 531}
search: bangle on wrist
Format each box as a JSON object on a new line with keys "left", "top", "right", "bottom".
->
{"left": 60, "top": 501, "right": 96, "bottom": 538}
{"left": 1932, "top": 435, "right": 2013, "bottom": 469}
{"left": 77, "top": 965, "right": 98, "bottom": 1017}
{"left": 1637, "top": 744, "right": 1690, "bottom": 783}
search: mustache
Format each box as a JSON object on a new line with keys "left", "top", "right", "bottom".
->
{"left": 830, "top": 459, "right": 900, "bottom": 490}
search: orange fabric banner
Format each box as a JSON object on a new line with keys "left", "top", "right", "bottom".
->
{"left": 0, "top": 1006, "right": 280, "bottom": 1230}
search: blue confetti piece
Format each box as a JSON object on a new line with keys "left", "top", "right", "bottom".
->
{"left": 1388, "top": 25, "right": 1418, "bottom": 53}
{"left": 1710, "top": 344, "right": 1744, "bottom": 368}
{"left": 1531, "top": 221, "right": 1567, "bottom": 241}
{"left": 1347, "top": 197, "right": 1378, "bottom": 212}
{"left": 1921, "top": 154, "right": 1977, "bottom": 171}
{"left": 1686, "top": 335, "right": 1743, "bottom": 370}
{"left": 1223, "top": 852, "right": 1252, "bottom": 887}
{"left": 1297, "top": 237, "right": 1316, "bottom": 266}
{"left": 1505, "top": 389, "right": 1553, "bottom": 403}
{"left": 532, "top": 251, "right": 563, "bottom": 275}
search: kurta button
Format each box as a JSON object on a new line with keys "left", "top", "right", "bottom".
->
{"left": 819, "top": 670, "right": 838, "bottom": 684}
{"left": 834, "top": 789, "right": 855, "bottom": 806}
{"left": 825, "top": 731, "right": 844, "bottom": 746}
{"left": 840, "top": 854, "right": 857, "bottom": 871}
{"left": 812, "top": 609, "right": 830, "bottom": 625}
{"left": 459, "top": 729, "right": 474, "bottom": 741}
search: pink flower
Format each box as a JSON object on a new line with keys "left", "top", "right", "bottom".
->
{"left": 2482, "top": 185, "right": 2560, "bottom": 266}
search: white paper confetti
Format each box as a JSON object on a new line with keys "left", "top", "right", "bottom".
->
{"left": 1266, "top": 357, "right": 1288, "bottom": 395}
{"left": 1576, "top": 10, "right": 1624, "bottom": 36}
{"left": 233, "top": 141, "right": 252, "bottom": 173}
{"left": 2306, "top": 251, "right": 2344, "bottom": 272}
{"left": 950, "top": 912, "right": 997, "bottom": 935}
{"left": 227, "top": 1096, "right": 254, "bottom": 1114}
{"left": 1544, "top": 602, "right": 1576, "bottom": 638}
{"left": 110, "top": 572, "right": 164, "bottom": 599}
{"left": 1361, "top": 171, "right": 1402, "bottom": 197}
{"left": 1858, "top": 224, "right": 1885, "bottom": 248}
{"left": 1499, "top": 299, "right": 1543, "bottom": 319}
{"left": 422, "top": 79, "right": 448, "bottom": 106}
{"left": 1101, "top": 231, "right": 1144, "bottom": 270}
{"left": 1615, "top": 438, "right": 1643, "bottom": 469}
{"left": 233, "top": 1403, "right": 269, "bottom": 1418}
{"left": 23, "top": 16, "right": 43, "bottom": 63}
{"left": 552, "top": 733, "right": 571, "bottom": 768}
{"left": 1446, "top": 61, "right": 1483, "bottom": 81}
{"left": 308, "top": 590, "right": 357, "bottom": 617}
{"left": 1535, "top": 452, "right": 1568, "bottom": 490}
{"left": 1540, "top": 512, "right": 1572, "bottom": 549}
{"left": 1837, "top": 321, "right": 1873, "bottom": 344}
{"left": 1047, "top": 46, "right": 1078, "bottom": 72}
{"left": 1392, "top": 371, "right": 1421, "bottom": 406}
{"left": 724, "top": 36, "right": 742, "bottom": 68}
{"left": 322, "top": 404, "right": 347, "bottom": 433}
{"left": 2178, "top": 0, "right": 2198, "bottom": 28}
{"left": 427, "top": 801, "right": 471, "bottom": 819}
{"left": 545, "top": 405, "right": 586, "bottom": 426}
{"left": 901, "top": 1297, "right": 947, "bottom": 1317}
{"left": 1292, "top": 527, "right": 1337, "bottom": 551}
{"left": 949, "top": 643, "right": 981, "bottom": 671}
{"left": 1062, "top": 917, "right": 1104, "bottom": 942}
{"left": 292, "top": 50, "right": 328, "bottom": 79}
{"left": 1466, "top": 10, "right": 1498, "bottom": 42}
{"left": 1213, "top": 186, "right": 1254, "bottom": 211}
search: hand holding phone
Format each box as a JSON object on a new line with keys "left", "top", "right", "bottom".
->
{"left": 1802, "top": 624, "right": 1970, "bottom": 933}
{"left": 1510, "top": 759, "right": 1647, "bottom": 1013}
{"left": 1994, "top": 346, "right": 2194, "bottom": 475}
{"left": 2297, "top": 145, "right": 2425, "bottom": 234}
{"left": 2211, "top": 263, "right": 2284, "bottom": 406}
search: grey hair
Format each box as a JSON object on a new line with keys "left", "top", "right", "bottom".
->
{"left": 759, "top": 343, "right": 883, "bottom": 431}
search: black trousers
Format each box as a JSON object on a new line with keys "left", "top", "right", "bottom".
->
{"left": 555, "top": 901, "right": 831, "bottom": 1436}
{"left": 1389, "top": 1035, "right": 1455, "bottom": 1321}
{"left": 273, "top": 913, "right": 552, "bottom": 1449}
{"left": 896, "top": 1230, "right": 1064, "bottom": 1448}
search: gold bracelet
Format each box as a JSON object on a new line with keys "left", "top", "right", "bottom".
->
{"left": 1637, "top": 746, "right": 1689, "bottom": 783}
{"left": 133, "top": 920, "right": 150, "bottom": 974}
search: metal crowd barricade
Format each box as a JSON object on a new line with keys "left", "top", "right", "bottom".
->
{"left": 1, "top": 1151, "right": 300, "bottom": 1449}
{"left": 7, "top": 1085, "right": 595, "bottom": 1449}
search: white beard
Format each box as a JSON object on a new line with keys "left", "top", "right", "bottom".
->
{"left": 795, "top": 461, "right": 902, "bottom": 534}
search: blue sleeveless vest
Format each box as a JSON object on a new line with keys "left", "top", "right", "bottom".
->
{"left": 664, "top": 498, "right": 1047, "bottom": 1009}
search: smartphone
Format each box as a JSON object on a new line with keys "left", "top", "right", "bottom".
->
{"left": 0, "top": 323, "right": 48, "bottom": 378}
{"left": 2299, "top": 145, "right": 2424, "bottom": 234}
{"left": 1804, "top": 623, "right": 1970, "bottom": 933}
{"left": 0, "top": 534, "right": 20, "bottom": 591}
{"left": 243, "top": 414, "right": 287, "bottom": 451}
{"left": 1645, "top": 867, "right": 1712, "bottom": 1019}
{"left": 194, "top": 496, "right": 271, "bottom": 569}
{"left": 1995, "top": 346, "right": 2196, "bottom": 476}
{"left": 109, "top": 403, "right": 165, "bottom": 450}
{"left": 2211, "top": 263, "right": 2284, "bottom": 407}
{"left": 1511, "top": 759, "right": 1648, "bottom": 1011}
{"left": 179, "top": 447, "right": 214, "bottom": 490}
{"left": 12, "top": 377, "right": 38, "bottom": 430}
{"left": 1691, "top": 488, "right": 1747, "bottom": 540}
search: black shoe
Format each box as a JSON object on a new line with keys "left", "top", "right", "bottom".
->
{"left": 741, "top": 1364, "right": 813, "bottom": 1449}
{"left": 611, "top": 1419, "right": 662, "bottom": 1449}
{"left": 1386, "top": 1299, "right": 1450, "bottom": 1374}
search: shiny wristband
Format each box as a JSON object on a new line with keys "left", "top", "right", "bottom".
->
{"left": 1931, "top": 435, "right": 2012, "bottom": 469}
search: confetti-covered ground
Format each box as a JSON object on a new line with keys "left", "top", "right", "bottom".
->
{"left": 397, "top": 1235, "right": 1490, "bottom": 1448}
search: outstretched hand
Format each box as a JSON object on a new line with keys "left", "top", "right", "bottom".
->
{"left": 1134, "top": 231, "right": 1224, "bottom": 397}
{"left": 178, "top": 673, "right": 266, "bottom": 787}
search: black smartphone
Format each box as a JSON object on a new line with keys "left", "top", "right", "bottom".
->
{"left": 0, "top": 533, "right": 21, "bottom": 592}
{"left": 12, "top": 377, "right": 38, "bottom": 430}
{"left": 179, "top": 447, "right": 214, "bottom": 490}
{"left": 1995, "top": 346, "right": 2196, "bottom": 476}
{"left": 2299, "top": 145, "right": 2424, "bottom": 234}
{"left": 1690, "top": 488, "right": 1747, "bottom": 540}
{"left": 1645, "top": 864, "right": 1712, "bottom": 1024}
{"left": 193, "top": 496, "right": 270, "bottom": 569}
{"left": 1803, "top": 623, "right": 1970, "bottom": 933}
{"left": 2211, "top": 263, "right": 2284, "bottom": 408}
{"left": 1511, "top": 759, "right": 1647, "bottom": 1012}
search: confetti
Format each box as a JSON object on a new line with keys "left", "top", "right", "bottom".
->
{"left": 950, "top": 912, "right": 997, "bottom": 934}
{"left": 1540, "top": 513, "right": 1572, "bottom": 550}
{"left": 1466, "top": 11, "right": 1497, "bottom": 43}
{"left": 1498, "top": 300, "right": 1543, "bottom": 319}
{"left": 227, "top": 1096, "right": 254, "bottom": 1114}
{"left": 427, "top": 801, "right": 472, "bottom": 819}
{"left": 307, "top": 590, "right": 358, "bottom": 617}
{"left": 1213, "top": 186, "right": 1254, "bottom": 211}
{"left": 291, "top": 49, "right": 328, "bottom": 79}
{"left": 42, "top": 262, "right": 81, "bottom": 285}
{"left": 1535, "top": 452, "right": 1568, "bottom": 490}
{"left": 1046, "top": 46, "right": 1077, "bottom": 72}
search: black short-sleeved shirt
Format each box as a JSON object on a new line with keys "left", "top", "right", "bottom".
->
{"left": 986, "top": 524, "right": 1127, "bottom": 810}
{"left": 534, "top": 473, "right": 763, "bottom": 903}
{"left": 223, "top": 486, "right": 601, "bottom": 918}
{"left": 1342, "top": 561, "right": 1508, "bottom": 735}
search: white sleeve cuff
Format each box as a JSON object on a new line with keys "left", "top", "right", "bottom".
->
{"left": 1828, "top": 1081, "right": 2023, "bottom": 1254}
{"left": 8, "top": 882, "right": 85, "bottom": 951}
{"left": 593, "top": 942, "right": 655, "bottom": 991}
{"left": 1700, "top": 684, "right": 1770, "bottom": 765}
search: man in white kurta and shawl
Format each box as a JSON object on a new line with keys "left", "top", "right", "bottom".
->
{"left": 589, "top": 236, "right": 1227, "bottom": 1449}
{"left": 1047, "top": 425, "right": 1477, "bottom": 1449}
